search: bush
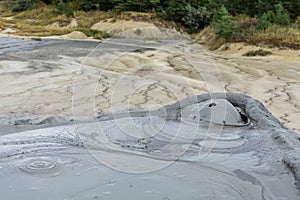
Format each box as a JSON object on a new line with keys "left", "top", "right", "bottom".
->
{"left": 78, "top": 0, "right": 99, "bottom": 11}
{"left": 273, "top": 2, "right": 290, "bottom": 26}
{"left": 234, "top": 15, "right": 257, "bottom": 41}
{"left": 149, "top": 0, "right": 160, "bottom": 12}
{"left": 215, "top": 5, "right": 239, "bottom": 41}
{"left": 182, "top": 5, "right": 211, "bottom": 33}
{"left": 163, "top": 0, "right": 189, "bottom": 22}
{"left": 257, "top": 3, "right": 290, "bottom": 30}
{"left": 55, "top": 0, "right": 74, "bottom": 17}
{"left": 64, "top": 6, "right": 74, "bottom": 17}
{"left": 55, "top": 0, "right": 66, "bottom": 14}
{"left": 257, "top": 12, "right": 272, "bottom": 30}
{"left": 11, "top": 0, "right": 35, "bottom": 12}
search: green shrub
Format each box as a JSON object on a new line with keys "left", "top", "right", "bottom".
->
{"left": 234, "top": 15, "right": 257, "bottom": 41}
{"left": 55, "top": 0, "right": 74, "bottom": 17}
{"left": 273, "top": 2, "right": 290, "bottom": 26}
{"left": 215, "top": 5, "right": 239, "bottom": 41}
{"left": 65, "top": 6, "right": 74, "bottom": 17}
{"left": 163, "top": 0, "right": 189, "bottom": 22}
{"left": 10, "top": 0, "right": 35, "bottom": 12}
{"left": 78, "top": 0, "right": 99, "bottom": 11}
{"left": 149, "top": 0, "right": 160, "bottom": 11}
{"left": 182, "top": 5, "right": 211, "bottom": 33}
{"left": 55, "top": 0, "right": 66, "bottom": 15}
{"left": 257, "top": 12, "right": 272, "bottom": 30}
{"left": 257, "top": 3, "right": 290, "bottom": 30}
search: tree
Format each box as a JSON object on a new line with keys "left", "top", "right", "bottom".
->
{"left": 182, "top": 5, "right": 211, "bottom": 33}
{"left": 215, "top": 5, "right": 238, "bottom": 41}
{"left": 288, "top": 0, "right": 300, "bottom": 19}
{"left": 257, "top": 12, "right": 272, "bottom": 30}
{"left": 55, "top": 0, "right": 74, "bottom": 17}
{"left": 78, "top": 0, "right": 99, "bottom": 11}
{"left": 10, "top": 0, "right": 35, "bottom": 11}
{"left": 55, "top": 0, "right": 66, "bottom": 14}
{"left": 97, "top": 0, "right": 116, "bottom": 11}
{"left": 164, "top": 0, "right": 189, "bottom": 21}
{"left": 149, "top": 0, "right": 160, "bottom": 11}
{"left": 273, "top": 2, "right": 290, "bottom": 26}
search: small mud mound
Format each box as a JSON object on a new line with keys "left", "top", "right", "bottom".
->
{"left": 91, "top": 19, "right": 187, "bottom": 40}
{"left": 61, "top": 31, "right": 88, "bottom": 40}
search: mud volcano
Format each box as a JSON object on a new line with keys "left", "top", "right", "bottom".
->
{"left": 0, "top": 93, "right": 299, "bottom": 199}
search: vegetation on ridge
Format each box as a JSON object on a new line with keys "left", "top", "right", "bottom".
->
{"left": 0, "top": 0, "right": 299, "bottom": 47}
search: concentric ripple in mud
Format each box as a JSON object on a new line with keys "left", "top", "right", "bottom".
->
{"left": 18, "top": 157, "right": 62, "bottom": 177}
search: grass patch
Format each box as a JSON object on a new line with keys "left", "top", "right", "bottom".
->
{"left": 0, "top": 6, "right": 112, "bottom": 39}
{"left": 3, "top": 19, "right": 110, "bottom": 38}
{"left": 0, "top": 4, "right": 14, "bottom": 17}
{"left": 14, "top": 21, "right": 72, "bottom": 36}
{"left": 0, "top": 18, "right": 19, "bottom": 24}
{"left": 74, "top": 28, "right": 110, "bottom": 39}
{"left": 243, "top": 49, "right": 272, "bottom": 56}
{"left": 255, "top": 25, "right": 300, "bottom": 43}
{"left": 14, "top": 22, "right": 110, "bottom": 38}
{"left": 16, "top": 27, "right": 72, "bottom": 37}
{"left": 196, "top": 26, "right": 227, "bottom": 50}
{"left": 76, "top": 10, "right": 112, "bottom": 29}
{"left": 27, "top": 16, "right": 71, "bottom": 26}
{"left": 14, "top": 6, "right": 56, "bottom": 20}
{"left": 13, "top": 6, "right": 73, "bottom": 27}
{"left": 0, "top": 19, "right": 5, "bottom": 29}
{"left": 251, "top": 25, "right": 300, "bottom": 48}
{"left": 198, "top": 25, "right": 300, "bottom": 50}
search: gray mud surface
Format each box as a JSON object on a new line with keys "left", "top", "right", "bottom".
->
{"left": 0, "top": 92, "right": 300, "bottom": 199}
{"left": 0, "top": 36, "right": 300, "bottom": 199}
{"left": 0, "top": 37, "right": 99, "bottom": 59}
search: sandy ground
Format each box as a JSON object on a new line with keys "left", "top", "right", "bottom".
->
{"left": 211, "top": 43, "right": 300, "bottom": 134}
